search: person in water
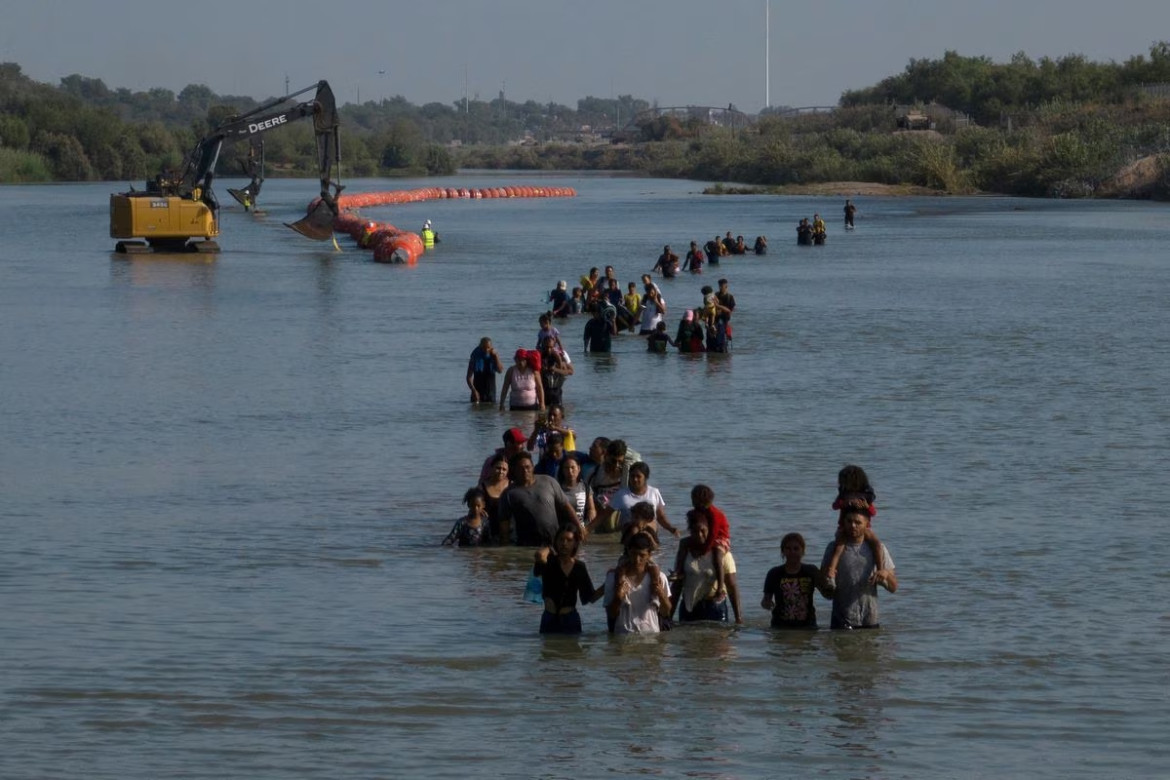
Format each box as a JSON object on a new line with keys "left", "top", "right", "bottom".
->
{"left": 647, "top": 321, "right": 675, "bottom": 353}
{"left": 441, "top": 487, "right": 492, "bottom": 547}
{"left": 820, "top": 499, "right": 897, "bottom": 629}
{"left": 558, "top": 452, "right": 596, "bottom": 533}
{"left": 675, "top": 310, "right": 705, "bottom": 353}
{"left": 753, "top": 236, "right": 768, "bottom": 255}
{"left": 478, "top": 454, "right": 510, "bottom": 541}
{"left": 499, "top": 451, "right": 577, "bottom": 547}
{"left": 824, "top": 464, "right": 883, "bottom": 583}
{"left": 499, "top": 349, "right": 544, "bottom": 412}
{"left": 623, "top": 282, "right": 642, "bottom": 332}
{"left": 610, "top": 461, "right": 679, "bottom": 538}
{"left": 619, "top": 500, "right": 660, "bottom": 550}
{"left": 548, "top": 280, "right": 570, "bottom": 318}
{"left": 583, "top": 306, "right": 617, "bottom": 354}
{"left": 721, "top": 231, "right": 736, "bottom": 255}
{"left": 812, "top": 213, "right": 827, "bottom": 240}
{"left": 539, "top": 341, "right": 573, "bottom": 407}
{"left": 670, "top": 508, "right": 743, "bottom": 624}
{"left": 682, "top": 241, "right": 704, "bottom": 274}
{"left": 587, "top": 439, "right": 634, "bottom": 533}
{"left": 479, "top": 427, "right": 528, "bottom": 483}
{"left": 705, "top": 235, "right": 723, "bottom": 266}
{"left": 653, "top": 245, "right": 680, "bottom": 278}
{"left": 466, "top": 337, "right": 503, "bottom": 404}
{"left": 844, "top": 199, "right": 857, "bottom": 229}
{"left": 533, "top": 525, "right": 598, "bottom": 634}
{"left": 797, "top": 218, "right": 813, "bottom": 244}
{"left": 762, "top": 532, "right": 823, "bottom": 628}
{"left": 604, "top": 532, "right": 672, "bottom": 634}
{"left": 528, "top": 403, "right": 577, "bottom": 455}
{"left": 638, "top": 283, "right": 666, "bottom": 335}
{"left": 533, "top": 432, "right": 566, "bottom": 480}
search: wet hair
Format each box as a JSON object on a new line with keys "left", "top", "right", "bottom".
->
{"left": 555, "top": 524, "right": 582, "bottom": 556}
{"left": 557, "top": 452, "right": 582, "bottom": 488}
{"left": 838, "top": 498, "right": 871, "bottom": 525}
{"left": 718, "top": 278, "right": 729, "bottom": 287}
{"left": 700, "top": 285, "right": 714, "bottom": 295}
{"left": 630, "top": 501, "right": 656, "bottom": 521}
{"left": 780, "top": 532, "right": 806, "bottom": 553}
{"left": 539, "top": 313, "right": 551, "bottom": 326}
{"left": 606, "top": 439, "right": 628, "bottom": 460}
{"left": 508, "top": 450, "right": 533, "bottom": 470}
{"left": 837, "top": 464, "right": 876, "bottom": 504}
{"left": 690, "top": 484, "right": 714, "bottom": 509}
{"left": 625, "top": 532, "right": 655, "bottom": 553}
{"left": 591, "top": 436, "right": 611, "bottom": 453}
{"left": 686, "top": 507, "right": 711, "bottom": 530}
{"left": 628, "top": 461, "right": 650, "bottom": 480}
{"left": 463, "top": 487, "right": 486, "bottom": 507}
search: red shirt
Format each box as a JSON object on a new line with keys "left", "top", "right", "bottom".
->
{"left": 706, "top": 505, "right": 731, "bottom": 551}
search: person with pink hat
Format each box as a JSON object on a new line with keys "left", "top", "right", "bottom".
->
{"left": 499, "top": 349, "right": 544, "bottom": 412}
{"left": 676, "top": 310, "right": 706, "bottom": 353}
{"left": 478, "top": 427, "right": 530, "bottom": 484}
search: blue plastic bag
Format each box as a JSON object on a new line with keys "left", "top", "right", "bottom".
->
{"left": 523, "top": 569, "right": 543, "bottom": 603}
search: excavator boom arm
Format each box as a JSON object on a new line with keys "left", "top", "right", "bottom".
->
{"left": 180, "top": 81, "right": 342, "bottom": 237}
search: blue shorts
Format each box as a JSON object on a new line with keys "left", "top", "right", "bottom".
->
{"left": 679, "top": 598, "right": 728, "bottom": 623}
{"left": 540, "top": 610, "right": 582, "bottom": 634}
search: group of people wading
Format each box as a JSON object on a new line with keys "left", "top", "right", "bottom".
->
{"left": 455, "top": 217, "right": 895, "bottom": 636}
{"left": 444, "top": 448, "right": 897, "bottom": 635}
{"left": 797, "top": 200, "right": 858, "bottom": 246}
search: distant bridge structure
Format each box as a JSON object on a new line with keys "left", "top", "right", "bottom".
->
{"left": 768, "top": 105, "right": 837, "bottom": 117}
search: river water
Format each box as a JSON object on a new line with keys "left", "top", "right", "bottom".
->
{"left": 1, "top": 176, "right": 1167, "bottom": 779}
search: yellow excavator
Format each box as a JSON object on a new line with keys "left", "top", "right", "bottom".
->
{"left": 110, "top": 80, "right": 343, "bottom": 253}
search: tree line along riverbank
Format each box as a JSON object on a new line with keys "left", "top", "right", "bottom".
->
{"left": 2, "top": 46, "right": 1169, "bottom": 198}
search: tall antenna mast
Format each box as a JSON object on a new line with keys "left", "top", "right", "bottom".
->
{"left": 765, "top": 1, "right": 770, "bottom": 109}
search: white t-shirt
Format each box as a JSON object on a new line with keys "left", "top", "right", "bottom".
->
{"left": 611, "top": 485, "right": 666, "bottom": 529}
{"left": 604, "top": 568, "right": 670, "bottom": 634}
{"left": 638, "top": 294, "right": 665, "bottom": 332}
{"left": 678, "top": 549, "right": 737, "bottom": 612}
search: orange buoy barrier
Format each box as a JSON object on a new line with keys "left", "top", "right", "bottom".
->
{"left": 313, "top": 184, "right": 576, "bottom": 263}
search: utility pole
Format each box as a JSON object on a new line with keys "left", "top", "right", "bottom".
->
{"left": 765, "top": 0, "right": 770, "bottom": 109}
{"left": 285, "top": 73, "right": 290, "bottom": 98}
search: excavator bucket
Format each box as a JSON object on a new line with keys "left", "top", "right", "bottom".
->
{"left": 226, "top": 184, "right": 257, "bottom": 209}
{"left": 285, "top": 198, "right": 336, "bottom": 241}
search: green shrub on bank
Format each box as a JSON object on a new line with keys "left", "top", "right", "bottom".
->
{"left": 0, "top": 147, "right": 51, "bottom": 181}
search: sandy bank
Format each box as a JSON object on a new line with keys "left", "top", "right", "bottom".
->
{"left": 706, "top": 181, "right": 947, "bottom": 197}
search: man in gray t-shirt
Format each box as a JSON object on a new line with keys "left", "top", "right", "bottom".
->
{"left": 821, "top": 508, "right": 897, "bottom": 629}
{"left": 500, "top": 452, "right": 576, "bottom": 546}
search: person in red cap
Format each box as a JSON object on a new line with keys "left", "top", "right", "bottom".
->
{"left": 478, "top": 427, "right": 530, "bottom": 484}
{"left": 499, "top": 349, "right": 545, "bottom": 412}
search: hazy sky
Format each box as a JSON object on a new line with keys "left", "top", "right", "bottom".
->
{"left": 5, "top": 0, "right": 1170, "bottom": 113}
